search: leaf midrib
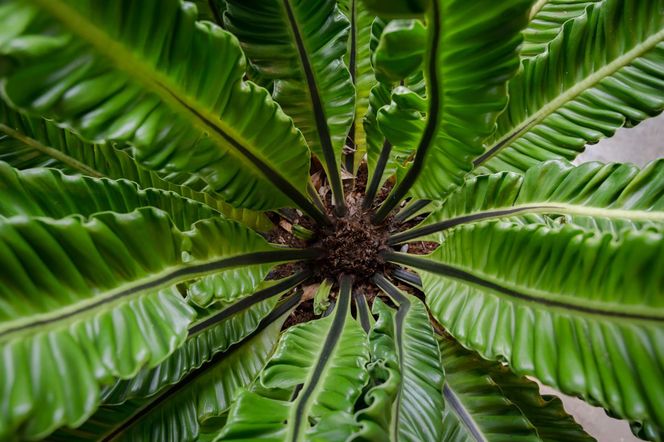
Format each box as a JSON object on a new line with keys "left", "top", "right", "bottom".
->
{"left": 391, "top": 203, "right": 664, "bottom": 243}
{"left": 372, "top": 274, "right": 413, "bottom": 440}
{"left": 391, "top": 295, "right": 409, "bottom": 441}
{"left": 443, "top": 384, "right": 488, "bottom": 442}
{"left": 187, "top": 271, "right": 309, "bottom": 336}
{"left": 280, "top": 0, "right": 345, "bottom": 211}
{"left": 475, "top": 29, "right": 664, "bottom": 166}
{"left": 0, "top": 123, "right": 102, "bottom": 178}
{"left": 385, "top": 252, "right": 664, "bottom": 323}
{"left": 0, "top": 249, "right": 314, "bottom": 339}
{"left": 101, "top": 295, "right": 298, "bottom": 442}
{"left": 287, "top": 278, "right": 351, "bottom": 441}
{"left": 528, "top": 0, "right": 550, "bottom": 19}
{"left": 33, "top": 0, "right": 310, "bottom": 207}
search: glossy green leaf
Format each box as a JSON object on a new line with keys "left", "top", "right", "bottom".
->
{"left": 0, "top": 162, "right": 218, "bottom": 231}
{"left": 477, "top": 0, "right": 664, "bottom": 173}
{"left": 51, "top": 297, "right": 294, "bottom": 442}
{"left": 632, "top": 420, "right": 664, "bottom": 442}
{"left": 103, "top": 274, "right": 309, "bottom": 407}
{"left": 313, "top": 279, "right": 333, "bottom": 316}
{"left": 360, "top": 276, "right": 445, "bottom": 442}
{"left": 364, "top": 82, "right": 394, "bottom": 194}
{"left": 438, "top": 332, "right": 593, "bottom": 441}
{"left": 0, "top": 100, "right": 107, "bottom": 176}
{"left": 521, "top": 0, "right": 603, "bottom": 58}
{"left": 0, "top": 101, "right": 273, "bottom": 231}
{"left": 214, "top": 276, "right": 370, "bottom": 441}
{"left": 350, "top": 298, "right": 401, "bottom": 441}
{"left": 369, "top": 16, "right": 387, "bottom": 54}
{"left": 364, "top": 73, "right": 426, "bottom": 204}
{"left": 372, "top": 20, "right": 425, "bottom": 84}
{"left": 0, "top": 0, "right": 320, "bottom": 215}
{"left": 0, "top": 0, "right": 661, "bottom": 440}
{"left": 392, "top": 159, "right": 664, "bottom": 243}
{"left": 223, "top": 0, "right": 353, "bottom": 208}
{"left": 338, "top": 0, "right": 377, "bottom": 172}
{"left": 0, "top": 132, "right": 48, "bottom": 171}
{"left": 186, "top": 259, "right": 285, "bottom": 309}
{"left": 387, "top": 221, "right": 664, "bottom": 434}
{"left": 0, "top": 208, "right": 313, "bottom": 440}
{"left": 363, "top": 16, "right": 403, "bottom": 198}
{"left": 373, "top": 0, "right": 532, "bottom": 221}
{"left": 376, "top": 84, "right": 426, "bottom": 154}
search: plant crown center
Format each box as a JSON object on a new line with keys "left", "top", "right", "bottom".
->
{"left": 314, "top": 208, "right": 389, "bottom": 281}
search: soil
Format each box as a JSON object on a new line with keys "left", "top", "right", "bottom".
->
{"left": 282, "top": 299, "right": 316, "bottom": 329}
{"left": 265, "top": 205, "right": 308, "bottom": 281}
{"left": 267, "top": 160, "right": 435, "bottom": 328}
{"left": 354, "top": 163, "right": 368, "bottom": 194}
{"left": 313, "top": 212, "right": 389, "bottom": 280}
{"left": 309, "top": 161, "right": 397, "bottom": 283}
{"left": 353, "top": 280, "right": 381, "bottom": 305}
{"left": 403, "top": 240, "right": 439, "bottom": 255}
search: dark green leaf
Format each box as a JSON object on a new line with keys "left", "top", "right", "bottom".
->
{"left": 51, "top": 296, "right": 295, "bottom": 442}
{"left": 103, "top": 273, "right": 310, "bottom": 407}
{"left": 361, "top": 276, "right": 445, "bottom": 442}
{"left": 364, "top": 73, "right": 426, "bottom": 203}
{"left": 372, "top": 20, "right": 425, "bottom": 84}
{"left": 359, "top": 0, "right": 426, "bottom": 19}
{"left": 191, "top": 0, "right": 227, "bottom": 26}
{"left": 374, "top": 0, "right": 532, "bottom": 220}
{"left": 438, "top": 332, "right": 593, "bottom": 441}
{"left": 0, "top": 162, "right": 218, "bottom": 231}
{"left": 0, "top": 101, "right": 274, "bottom": 231}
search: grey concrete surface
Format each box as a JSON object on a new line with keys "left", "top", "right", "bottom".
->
{"left": 538, "top": 383, "right": 642, "bottom": 441}
{"left": 574, "top": 114, "right": 664, "bottom": 166}
{"left": 539, "top": 113, "right": 663, "bottom": 442}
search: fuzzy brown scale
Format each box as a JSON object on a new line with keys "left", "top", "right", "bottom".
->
{"left": 269, "top": 164, "right": 398, "bottom": 287}
{"left": 313, "top": 210, "right": 390, "bottom": 281}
